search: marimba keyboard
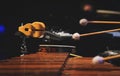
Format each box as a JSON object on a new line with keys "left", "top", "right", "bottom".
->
{"left": 0, "top": 52, "right": 120, "bottom": 76}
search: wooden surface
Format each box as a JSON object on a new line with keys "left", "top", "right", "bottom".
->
{"left": 62, "top": 57, "right": 120, "bottom": 76}
{"left": 0, "top": 52, "right": 120, "bottom": 76}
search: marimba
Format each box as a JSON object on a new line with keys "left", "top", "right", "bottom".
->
{"left": 0, "top": 51, "right": 120, "bottom": 76}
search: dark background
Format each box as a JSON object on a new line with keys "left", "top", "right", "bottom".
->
{"left": 0, "top": 0, "right": 120, "bottom": 58}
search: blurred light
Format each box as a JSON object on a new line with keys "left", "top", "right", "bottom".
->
{"left": 107, "top": 32, "right": 120, "bottom": 37}
{"left": 83, "top": 4, "right": 93, "bottom": 12}
{"left": 0, "top": 24, "right": 5, "bottom": 33}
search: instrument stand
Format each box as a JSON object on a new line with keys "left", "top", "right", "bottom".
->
{"left": 20, "top": 37, "right": 28, "bottom": 56}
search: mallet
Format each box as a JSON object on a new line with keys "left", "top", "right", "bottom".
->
{"left": 92, "top": 54, "right": 120, "bottom": 64}
{"left": 79, "top": 18, "right": 120, "bottom": 26}
{"left": 72, "top": 28, "right": 120, "bottom": 40}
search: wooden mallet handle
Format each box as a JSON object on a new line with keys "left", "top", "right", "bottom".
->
{"left": 104, "top": 54, "right": 120, "bottom": 61}
{"left": 80, "top": 28, "right": 120, "bottom": 37}
{"left": 89, "top": 21, "right": 120, "bottom": 24}
{"left": 70, "top": 53, "right": 83, "bottom": 58}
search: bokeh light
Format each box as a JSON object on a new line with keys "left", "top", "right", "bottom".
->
{"left": 0, "top": 24, "right": 5, "bottom": 33}
{"left": 83, "top": 4, "right": 93, "bottom": 12}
